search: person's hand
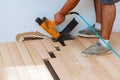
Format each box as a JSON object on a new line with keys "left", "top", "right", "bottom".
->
{"left": 54, "top": 12, "right": 66, "bottom": 25}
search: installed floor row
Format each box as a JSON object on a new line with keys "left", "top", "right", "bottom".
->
{"left": 0, "top": 32, "right": 120, "bottom": 80}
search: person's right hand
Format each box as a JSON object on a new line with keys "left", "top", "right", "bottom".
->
{"left": 54, "top": 12, "right": 66, "bottom": 25}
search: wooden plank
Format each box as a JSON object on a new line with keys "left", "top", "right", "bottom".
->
{"left": 0, "top": 32, "right": 120, "bottom": 80}
{"left": 63, "top": 46, "right": 106, "bottom": 80}
{"left": 7, "top": 42, "right": 31, "bottom": 80}
{"left": 77, "top": 37, "right": 120, "bottom": 80}
{"left": 24, "top": 41, "right": 54, "bottom": 80}
{"left": 106, "top": 33, "right": 120, "bottom": 70}
{"left": 27, "top": 40, "right": 50, "bottom": 59}
{"left": 47, "top": 38, "right": 62, "bottom": 48}
{"left": 88, "top": 34, "right": 120, "bottom": 79}
{"left": 0, "top": 54, "right": 7, "bottom": 80}
{"left": 89, "top": 34, "right": 120, "bottom": 71}
{"left": 41, "top": 39, "right": 56, "bottom": 52}
{"left": 0, "top": 43, "right": 19, "bottom": 80}
{"left": 96, "top": 56, "right": 120, "bottom": 80}
{"left": 54, "top": 46, "right": 90, "bottom": 80}
{"left": 88, "top": 36, "right": 120, "bottom": 69}
{"left": 64, "top": 40, "right": 75, "bottom": 46}
{"left": 49, "top": 58, "right": 72, "bottom": 80}
{"left": 65, "top": 37, "right": 116, "bottom": 80}
{"left": 74, "top": 42, "right": 115, "bottom": 80}
{"left": 15, "top": 41, "right": 43, "bottom": 80}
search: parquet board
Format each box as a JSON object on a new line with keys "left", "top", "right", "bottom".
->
{"left": 0, "top": 33, "right": 120, "bottom": 80}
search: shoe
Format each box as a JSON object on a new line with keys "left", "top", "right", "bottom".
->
{"left": 80, "top": 41, "right": 111, "bottom": 57}
{"left": 78, "top": 26, "right": 101, "bottom": 38}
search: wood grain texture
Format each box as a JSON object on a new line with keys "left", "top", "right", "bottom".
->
{"left": 15, "top": 41, "right": 43, "bottom": 80}
{"left": 7, "top": 42, "right": 31, "bottom": 80}
{"left": 24, "top": 41, "right": 54, "bottom": 80}
{"left": 0, "top": 43, "right": 19, "bottom": 80}
{"left": 0, "top": 32, "right": 120, "bottom": 80}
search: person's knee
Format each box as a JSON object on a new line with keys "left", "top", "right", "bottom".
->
{"left": 101, "top": 0, "right": 120, "bottom": 4}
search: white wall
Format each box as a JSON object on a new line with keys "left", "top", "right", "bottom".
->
{"left": 0, "top": 0, "right": 119, "bottom": 42}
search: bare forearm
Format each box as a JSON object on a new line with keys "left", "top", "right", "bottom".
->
{"left": 54, "top": 0, "right": 80, "bottom": 25}
{"left": 58, "top": 0, "right": 80, "bottom": 15}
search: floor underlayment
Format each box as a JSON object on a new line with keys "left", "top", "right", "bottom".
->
{"left": 0, "top": 32, "right": 120, "bottom": 80}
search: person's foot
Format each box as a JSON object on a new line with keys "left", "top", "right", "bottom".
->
{"left": 80, "top": 40, "right": 111, "bottom": 57}
{"left": 78, "top": 25, "right": 101, "bottom": 38}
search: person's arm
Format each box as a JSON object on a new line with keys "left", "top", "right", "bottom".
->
{"left": 54, "top": 0, "right": 80, "bottom": 25}
{"left": 58, "top": 0, "right": 80, "bottom": 15}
